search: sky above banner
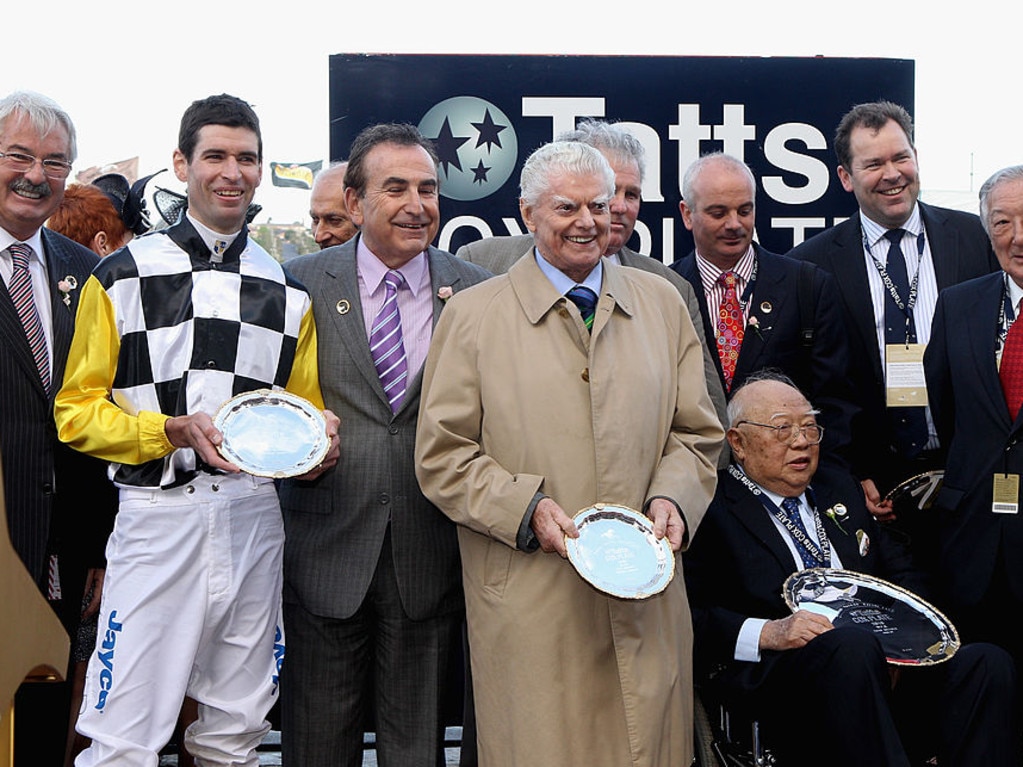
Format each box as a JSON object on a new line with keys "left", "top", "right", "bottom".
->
{"left": 2, "top": 0, "right": 1018, "bottom": 229}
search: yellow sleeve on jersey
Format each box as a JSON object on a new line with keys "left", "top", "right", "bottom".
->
{"left": 54, "top": 274, "right": 175, "bottom": 464}
{"left": 285, "top": 304, "right": 326, "bottom": 411}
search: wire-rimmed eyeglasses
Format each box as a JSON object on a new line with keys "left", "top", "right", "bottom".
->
{"left": 0, "top": 150, "right": 73, "bottom": 179}
{"left": 735, "top": 420, "right": 824, "bottom": 445}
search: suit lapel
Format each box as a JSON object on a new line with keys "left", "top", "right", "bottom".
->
{"left": 722, "top": 471, "right": 799, "bottom": 571}
{"left": 675, "top": 253, "right": 727, "bottom": 387}
{"left": 828, "top": 217, "right": 884, "bottom": 382}
{"left": 920, "top": 203, "right": 959, "bottom": 290}
{"left": 395, "top": 247, "right": 464, "bottom": 414}
{"left": 319, "top": 242, "right": 395, "bottom": 410}
{"left": 42, "top": 230, "right": 75, "bottom": 393}
{"left": 810, "top": 481, "right": 863, "bottom": 566}
{"left": 735, "top": 247, "right": 785, "bottom": 382}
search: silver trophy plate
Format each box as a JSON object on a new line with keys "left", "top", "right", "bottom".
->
{"left": 884, "top": 470, "right": 944, "bottom": 512}
{"left": 783, "top": 568, "right": 960, "bottom": 666}
{"left": 213, "top": 389, "right": 328, "bottom": 479}
{"left": 565, "top": 503, "right": 675, "bottom": 599}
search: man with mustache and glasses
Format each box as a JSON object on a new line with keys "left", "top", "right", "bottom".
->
{"left": 0, "top": 90, "right": 116, "bottom": 767}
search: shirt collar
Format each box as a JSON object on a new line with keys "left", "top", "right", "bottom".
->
{"left": 357, "top": 239, "right": 429, "bottom": 297}
{"left": 695, "top": 244, "right": 756, "bottom": 291}
{"left": 1, "top": 226, "right": 46, "bottom": 266}
{"left": 860, "top": 203, "right": 923, "bottom": 253}
{"left": 1006, "top": 272, "right": 1023, "bottom": 315}
{"left": 185, "top": 212, "right": 240, "bottom": 255}
{"left": 534, "top": 248, "right": 604, "bottom": 296}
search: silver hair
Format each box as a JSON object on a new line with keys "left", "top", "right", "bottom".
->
{"left": 556, "top": 119, "right": 645, "bottom": 182}
{"left": 979, "top": 165, "right": 1023, "bottom": 235}
{"left": 0, "top": 90, "right": 77, "bottom": 162}
{"left": 681, "top": 152, "right": 756, "bottom": 208}
{"left": 519, "top": 141, "right": 615, "bottom": 208}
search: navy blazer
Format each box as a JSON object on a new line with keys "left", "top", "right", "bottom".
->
{"left": 1, "top": 228, "right": 115, "bottom": 596}
{"left": 671, "top": 244, "right": 856, "bottom": 464}
{"left": 924, "top": 271, "right": 1023, "bottom": 608}
{"left": 789, "top": 202, "right": 997, "bottom": 487}
{"left": 684, "top": 465, "right": 923, "bottom": 691}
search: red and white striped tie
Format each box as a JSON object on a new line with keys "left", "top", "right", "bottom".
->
{"left": 8, "top": 242, "right": 51, "bottom": 391}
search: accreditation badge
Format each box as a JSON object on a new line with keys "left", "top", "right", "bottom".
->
{"left": 886, "top": 343, "right": 928, "bottom": 407}
{"left": 992, "top": 473, "right": 1020, "bottom": 514}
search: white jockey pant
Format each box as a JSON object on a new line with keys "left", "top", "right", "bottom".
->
{"left": 75, "top": 473, "right": 285, "bottom": 767}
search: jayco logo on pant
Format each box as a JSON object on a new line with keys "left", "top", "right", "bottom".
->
{"left": 271, "top": 624, "right": 285, "bottom": 695}
{"left": 94, "top": 610, "right": 123, "bottom": 711}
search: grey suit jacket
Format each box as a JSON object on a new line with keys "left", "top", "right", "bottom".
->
{"left": 280, "top": 237, "right": 492, "bottom": 620}
{"left": 2, "top": 228, "right": 115, "bottom": 595}
{"left": 456, "top": 234, "right": 730, "bottom": 441}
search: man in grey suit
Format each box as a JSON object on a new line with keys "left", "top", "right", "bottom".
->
{"left": 279, "top": 123, "right": 492, "bottom": 767}
{"left": 457, "top": 119, "right": 728, "bottom": 432}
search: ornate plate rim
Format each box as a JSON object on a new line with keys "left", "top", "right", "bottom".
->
{"left": 783, "top": 567, "right": 960, "bottom": 666}
{"left": 213, "top": 388, "right": 328, "bottom": 479}
{"left": 565, "top": 503, "right": 675, "bottom": 600}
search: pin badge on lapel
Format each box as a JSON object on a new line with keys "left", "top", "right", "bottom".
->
{"left": 760, "top": 301, "right": 773, "bottom": 314}
{"left": 336, "top": 299, "right": 350, "bottom": 315}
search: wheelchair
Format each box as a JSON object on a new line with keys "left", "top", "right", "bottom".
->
{"left": 694, "top": 690, "right": 777, "bottom": 767}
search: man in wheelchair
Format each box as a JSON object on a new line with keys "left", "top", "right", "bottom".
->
{"left": 685, "top": 373, "right": 1017, "bottom": 767}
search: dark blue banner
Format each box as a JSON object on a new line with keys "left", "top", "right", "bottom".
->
{"left": 328, "top": 54, "right": 913, "bottom": 261}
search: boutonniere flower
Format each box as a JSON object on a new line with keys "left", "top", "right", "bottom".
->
{"left": 747, "top": 315, "right": 771, "bottom": 340}
{"left": 824, "top": 503, "right": 849, "bottom": 534}
{"left": 437, "top": 286, "right": 454, "bottom": 302}
{"left": 57, "top": 275, "right": 78, "bottom": 308}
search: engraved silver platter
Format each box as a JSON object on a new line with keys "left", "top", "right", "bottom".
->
{"left": 883, "top": 470, "right": 944, "bottom": 512}
{"left": 565, "top": 503, "right": 675, "bottom": 599}
{"left": 213, "top": 389, "right": 328, "bottom": 479}
{"left": 783, "top": 568, "right": 960, "bottom": 666}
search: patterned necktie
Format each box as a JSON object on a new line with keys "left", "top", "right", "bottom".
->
{"left": 1001, "top": 308, "right": 1023, "bottom": 420}
{"left": 369, "top": 270, "right": 408, "bottom": 412}
{"left": 882, "top": 229, "right": 928, "bottom": 457}
{"left": 716, "top": 271, "right": 744, "bottom": 391}
{"left": 781, "top": 496, "right": 820, "bottom": 569}
{"left": 566, "top": 285, "right": 598, "bottom": 333}
{"left": 7, "top": 243, "right": 50, "bottom": 392}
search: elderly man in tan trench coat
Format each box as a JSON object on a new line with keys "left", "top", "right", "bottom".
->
{"left": 416, "top": 140, "right": 724, "bottom": 767}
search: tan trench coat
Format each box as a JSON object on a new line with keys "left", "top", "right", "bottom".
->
{"left": 416, "top": 255, "right": 723, "bottom": 767}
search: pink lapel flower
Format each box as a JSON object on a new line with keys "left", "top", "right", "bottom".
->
{"left": 747, "top": 314, "right": 771, "bottom": 340}
{"left": 57, "top": 275, "right": 78, "bottom": 308}
{"left": 437, "top": 286, "right": 454, "bottom": 302}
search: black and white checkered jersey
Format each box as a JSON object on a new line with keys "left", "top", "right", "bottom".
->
{"left": 93, "top": 220, "right": 314, "bottom": 488}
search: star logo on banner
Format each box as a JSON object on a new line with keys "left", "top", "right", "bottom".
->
{"left": 471, "top": 109, "right": 506, "bottom": 152}
{"left": 471, "top": 159, "right": 491, "bottom": 184}
{"left": 433, "top": 117, "right": 470, "bottom": 175}
{"left": 419, "top": 96, "right": 519, "bottom": 202}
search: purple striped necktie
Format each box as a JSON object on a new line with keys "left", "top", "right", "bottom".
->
{"left": 8, "top": 242, "right": 50, "bottom": 392}
{"left": 369, "top": 270, "right": 408, "bottom": 412}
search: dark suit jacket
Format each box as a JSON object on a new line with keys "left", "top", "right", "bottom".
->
{"left": 457, "top": 233, "right": 729, "bottom": 434}
{"left": 924, "top": 271, "right": 1023, "bottom": 608}
{"left": 672, "top": 244, "right": 856, "bottom": 464}
{"left": 1, "top": 228, "right": 114, "bottom": 601}
{"left": 684, "top": 465, "right": 923, "bottom": 691}
{"left": 280, "top": 237, "right": 492, "bottom": 621}
{"left": 789, "top": 203, "right": 998, "bottom": 488}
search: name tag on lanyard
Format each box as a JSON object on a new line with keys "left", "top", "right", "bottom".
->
{"left": 993, "top": 473, "right": 1020, "bottom": 514}
{"left": 885, "top": 343, "right": 928, "bottom": 407}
